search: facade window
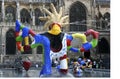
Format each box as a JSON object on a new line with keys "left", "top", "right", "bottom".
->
{"left": 95, "top": 11, "right": 110, "bottom": 29}
{"left": 37, "top": 45, "right": 43, "bottom": 54}
{"left": 6, "top": 29, "right": 16, "bottom": 55}
{"left": 103, "top": 12, "right": 110, "bottom": 29}
{"left": 69, "top": 1, "right": 87, "bottom": 31}
{"left": 97, "top": 38, "right": 110, "bottom": 54}
{"left": 0, "top": 2, "right": 1, "bottom": 13}
{"left": 0, "top": 2, "right": 1, "bottom": 22}
{"left": 95, "top": 11, "right": 103, "bottom": 29}
{"left": 35, "top": 8, "right": 43, "bottom": 26}
{"left": 103, "top": 12, "right": 110, "bottom": 22}
{"left": 20, "top": 8, "right": 31, "bottom": 24}
{"left": 58, "top": 0, "right": 65, "bottom": 6}
{"left": 5, "top": 5, "right": 16, "bottom": 22}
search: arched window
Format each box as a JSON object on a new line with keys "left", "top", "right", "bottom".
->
{"left": 0, "top": 2, "right": 1, "bottom": 13}
{"left": 37, "top": 45, "right": 43, "bottom": 54}
{"left": 97, "top": 37, "right": 110, "bottom": 69}
{"left": 0, "top": 13, "right": 1, "bottom": 22}
{"left": 95, "top": 11, "right": 110, "bottom": 29}
{"left": 69, "top": 1, "right": 87, "bottom": 31}
{"left": 34, "top": 8, "right": 43, "bottom": 26}
{"left": 6, "top": 28, "right": 16, "bottom": 55}
{"left": 103, "top": 12, "right": 110, "bottom": 29}
{"left": 5, "top": 5, "right": 16, "bottom": 22}
{"left": 0, "top": 2, "right": 2, "bottom": 22}
{"left": 20, "top": 8, "right": 31, "bottom": 24}
{"left": 103, "top": 12, "right": 110, "bottom": 22}
{"left": 97, "top": 38, "right": 110, "bottom": 54}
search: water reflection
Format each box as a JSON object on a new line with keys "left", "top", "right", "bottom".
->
{"left": 0, "top": 68, "right": 110, "bottom": 77}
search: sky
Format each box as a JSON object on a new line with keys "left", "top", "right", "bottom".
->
{"left": 111, "top": 0, "right": 120, "bottom": 79}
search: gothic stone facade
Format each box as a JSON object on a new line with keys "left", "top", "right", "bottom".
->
{"left": 0, "top": 0, "right": 110, "bottom": 68}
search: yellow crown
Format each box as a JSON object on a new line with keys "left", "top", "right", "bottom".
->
{"left": 39, "top": 3, "right": 69, "bottom": 30}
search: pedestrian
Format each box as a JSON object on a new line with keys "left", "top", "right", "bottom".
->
{"left": 92, "top": 61, "right": 96, "bottom": 68}
{"left": 36, "top": 64, "right": 39, "bottom": 68}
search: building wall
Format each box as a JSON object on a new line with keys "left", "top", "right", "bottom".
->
{"left": 64, "top": 0, "right": 93, "bottom": 29}
{"left": 0, "top": 0, "right": 110, "bottom": 64}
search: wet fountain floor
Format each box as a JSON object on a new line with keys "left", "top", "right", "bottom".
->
{"left": 0, "top": 67, "right": 110, "bottom": 78}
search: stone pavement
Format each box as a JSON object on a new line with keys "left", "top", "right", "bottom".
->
{"left": 0, "top": 67, "right": 110, "bottom": 77}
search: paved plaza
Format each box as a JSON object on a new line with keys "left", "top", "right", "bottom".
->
{"left": 0, "top": 67, "right": 110, "bottom": 78}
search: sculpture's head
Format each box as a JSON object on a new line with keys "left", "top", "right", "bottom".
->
{"left": 39, "top": 3, "right": 69, "bottom": 35}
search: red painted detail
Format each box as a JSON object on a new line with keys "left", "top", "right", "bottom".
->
{"left": 23, "top": 61, "right": 31, "bottom": 71}
{"left": 59, "top": 69, "right": 68, "bottom": 74}
{"left": 84, "top": 29, "right": 99, "bottom": 39}
{"left": 29, "top": 29, "right": 36, "bottom": 36}
{"left": 50, "top": 44, "right": 62, "bottom": 52}
{"left": 16, "top": 42, "right": 21, "bottom": 50}
{"left": 15, "top": 32, "right": 20, "bottom": 37}
{"left": 59, "top": 54, "right": 67, "bottom": 60}
{"left": 80, "top": 47, "right": 85, "bottom": 52}
{"left": 67, "top": 39, "right": 71, "bottom": 46}
{"left": 50, "top": 23, "right": 61, "bottom": 28}
{"left": 23, "top": 45, "right": 31, "bottom": 52}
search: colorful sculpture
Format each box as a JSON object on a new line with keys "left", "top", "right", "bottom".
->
{"left": 23, "top": 60, "right": 31, "bottom": 71}
{"left": 15, "top": 3, "right": 99, "bottom": 76}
